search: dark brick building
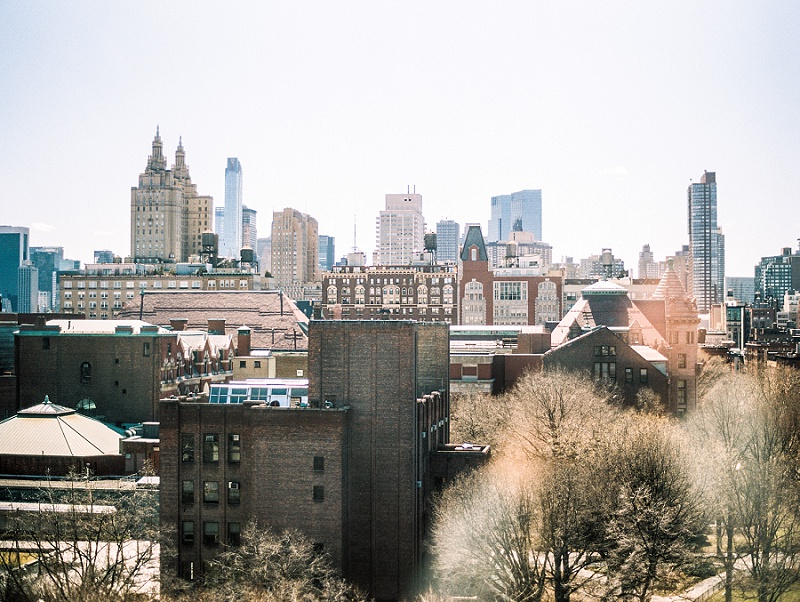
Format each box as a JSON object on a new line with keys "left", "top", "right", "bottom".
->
{"left": 15, "top": 319, "right": 234, "bottom": 424}
{"left": 160, "top": 320, "right": 453, "bottom": 601}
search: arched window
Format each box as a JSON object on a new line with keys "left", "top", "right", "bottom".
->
{"left": 80, "top": 362, "right": 92, "bottom": 384}
{"left": 76, "top": 398, "right": 96, "bottom": 417}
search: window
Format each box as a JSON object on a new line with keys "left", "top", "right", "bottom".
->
{"left": 639, "top": 368, "right": 648, "bottom": 384}
{"left": 313, "top": 456, "right": 325, "bottom": 472}
{"left": 313, "top": 485, "right": 325, "bottom": 502}
{"left": 593, "top": 362, "right": 616, "bottom": 381}
{"left": 253, "top": 360, "right": 261, "bottom": 368}
{"left": 686, "top": 331, "right": 694, "bottom": 344}
{"left": 239, "top": 360, "right": 247, "bottom": 368}
{"left": 181, "top": 561, "right": 195, "bottom": 580}
{"left": 228, "top": 522, "right": 241, "bottom": 546}
{"left": 203, "top": 521, "right": 219, "bottom": 545}
{"left": 42, "top": 337, "right": 50, "bottom": 350}
{"left": 80, "top": 362, "right": 91, "bottom": 384}
{"left": 625, "top": 368, "right": 633, "bottom": 383}
{"left": 228, "top": 434, "right": 241, "bottom": 463}
{"left": 203, "top": 434, "right": 219, "bottom": 462}
{"left": 182, "top": 521, "right": 194, "bottom": 544}
{"left": 677, "top": 380, "right": 687, "bottom": 414}
{"left": 228, "top": 481, "right": 240, "bottom": 504}
{"left": 678, "top": 353, "right": 687, "bottom": 369}
{"left": 143, "top": 342, "right": 150, "bottom": 357}
{"left": 181, "top": 434, "right": 194, "bottom": 462}
{"left": 203, "top": 481, "right": 219, "bottom": 503}
{"left": 181, "top": 480, "right": 194, "bottom": 504}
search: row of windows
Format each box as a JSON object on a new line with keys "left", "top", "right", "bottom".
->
{"left": 182, "top": 480, "right": 241, "bottom": 505}
{"left": 182, "top": 433, "right": 241, "bottom": 463}
{"left": 593, "top": 362, "right": 649, "bottom": 384}
{"left": 182, "top": 520, "right": 240, "bottom": 546}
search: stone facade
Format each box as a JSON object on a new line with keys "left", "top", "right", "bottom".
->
{"left": 322, "top": 264, "right": 457, "bottom": 323}
{"left": 130, "top": 129, "right": 213, "bottom": 264}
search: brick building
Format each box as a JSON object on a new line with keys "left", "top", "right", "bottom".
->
{"left": 459, "top": 224, "right": 563, "bottom": 326}
{"left": 322, "top": 264, "right": 458, "bottom": 323}
{"left": 160, "top": 320, "right": 454, "bottom": 601}
{"left": 15, "top": 319, "right": 234, "bottom": 424}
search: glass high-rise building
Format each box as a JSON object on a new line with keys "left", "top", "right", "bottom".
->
{"left": 487, "top": 189, "right": 542, "bottom": 242}
{"left": 221, "top": 158, "right": 243, "bottom": 258}
{"left": 435, "top": 219, "right": 460, "bottom": 263}
{"left": 318, "top": 235, "right": 335, "bottom": 271}
{"left": 687, "top": 171, "right": 725, "bottom": 313}
{"left": 0, "top": 226, "right": 29, "bottom": 312}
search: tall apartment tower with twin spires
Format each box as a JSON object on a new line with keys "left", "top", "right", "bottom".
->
{"left": 687, "top": 171, "right": 724, "bottom": 313}
{"left": 130, "top": 128, "right": 213, "bottom": 263}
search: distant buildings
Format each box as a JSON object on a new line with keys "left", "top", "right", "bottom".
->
{"left": 130, "top": 129, "right": 213, "bottom": 264}
{"left": 58, "top": 265, "right": 261, "bottom": 320}
{"left": 271, "top": 208, "right": 319, "bottom": 292}
{"left": 220, "top": 158, "right": 243, "bottom": 258}
{"left": 688, "top": 171, "right": 725, "bottom": 312}
{"left": 754, "top": 246, "right": 800, "bottom": 302}
{"left": 0, "top": 226, "right": 30, "bottom": 312}
{"left": 322, "top": 264, "right": 457, "bottom": 323}
{"left": 318, "top": 235, "right": 335, "bottom": 271}
{"left": 459, "top": 225, "right": 563, "bottom": 326}
{"left": 375, "top": 192, "right": 425, "bottom": 265}
{"left": 241, "top": 205, "right": 257, "bottom": 251}
{"left": 578, "top": 248, "right": 626, "bottom": 280}
{"left": 487, "top": 189, "right": 542, "bottom": 242}
{"left": 435, "top": 219, "right": 460, "bottom": 263}
{"left": 726, "top": 276, "right": 755, "bottom": 305}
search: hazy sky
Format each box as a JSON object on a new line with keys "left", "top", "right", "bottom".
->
{"left": 1, "top": 1, "right": 798, "bottom": 277}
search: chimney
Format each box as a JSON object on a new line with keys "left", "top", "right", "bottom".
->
{"left": 237, "top": 325, "right": 251, "bottom": 357}
{"left": 208, "top": 318, "right": 226, "bottom": 335}
{"left": 170, "top": 318, "right": 188, "bottom": 332}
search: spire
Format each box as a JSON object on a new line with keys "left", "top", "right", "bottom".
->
{"left": 175, "top": 135, "right": 186, "bottom": 170}
{"left": 148, "top": 126, "right": 166, "bottom": 170}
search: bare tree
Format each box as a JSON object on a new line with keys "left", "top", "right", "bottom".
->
{"left": 0, "top": 469, "right": 159, "bottom": 602}
{"left": 691, "top": 368, "right": 800, "bottom": 602}
{"left": 449, "top": 391, "right": 512, "bottom": 451}
{"left": 603, "top": 416, "right": 705, "bottom": 602}
{"left": 507, "top": 370, "right": 620, "bottom": 602}
{"left": 430, "top": 467, "right": 545, "bottom": 602}
{"left": 163, "top": 522, "right": 366, "bottom": 602}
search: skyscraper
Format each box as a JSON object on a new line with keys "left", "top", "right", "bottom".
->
{"left": 31, "top": 246, "right": 64, "bottom": 311}
{"left": 241, "top": 206, "right": 257, "bottom": 251}
{"left": 375, "top": 192, "right": 425, "bottom": 265}
{"left": 271, "top": 208, "right": 319, "bottom": 287}
{"left": 221, "top": 158, "right": 243, "bottom": 258}
{"left": 0, "top": 226, "right": 30, "bottom": 312}
{"left": 130, "top": 129, "right": 213, "bottom": 263}
{"left": 435, "top": 219, "right": 460, "bottom": 263}
{"left": 687, "top": 171, "right": 724, "bottom": 313}
{"left": 487, "top": 189, "right": 542, "bottom": 242}
{"left": 318, "top": 235, "right": 335, "bottom": 271}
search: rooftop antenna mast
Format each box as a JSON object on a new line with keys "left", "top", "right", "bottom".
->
{"left": 353, "top": 213, "right": 357, "bottom": 251}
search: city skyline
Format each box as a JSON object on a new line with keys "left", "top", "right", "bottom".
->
{"left": 1, "top": 2, "right": 799, "bottom": 277}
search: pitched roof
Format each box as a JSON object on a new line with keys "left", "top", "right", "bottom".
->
{"left": 116, "top": 290, "right": 309, "bottom": 351}
{"left": 652, "top": 266, "right": 688, "bottom": 300}
{"left": 0, "top": 397, "right": 122, "bottom": 457}
{"left": 552, "top": 283, "right": 666, "bottom": 348}
{"left": 460, "top": 225, "right": 488, "bottom": 262}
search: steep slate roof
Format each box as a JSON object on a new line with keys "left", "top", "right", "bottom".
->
{"left": 0, "top": 397, "right": 122, "bottom": 457}
{"left": 551, "top": 281, "right": 665, "bottom": 348}
{"left": 460, "top": 224, "right": 488, "bottom": 262}
{"left": 117, "top": 290, "right": 309, "bottom": 351}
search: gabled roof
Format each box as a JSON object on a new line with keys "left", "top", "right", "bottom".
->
{"left": 552, "top": 283, "right": 665, "bottom": 348}
{"left": 460, "top": 225, "right": 488, "bottom": 262}
{"left": 0, "top": 397, "right": 122, "bottom": 457}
